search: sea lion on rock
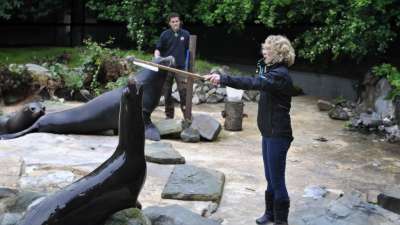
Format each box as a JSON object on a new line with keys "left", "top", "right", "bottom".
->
{"left": 0, "top": 56, "right": 174, "bottom": 140}
{"left": 17, "top": 81, "right": 146, "bottom": 225}
{"left": 0, "top": 102, "right": 45, "bottom": 134}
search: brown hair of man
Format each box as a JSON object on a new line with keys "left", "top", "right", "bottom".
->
{"left": 167, "top": 12, "right": 180, "bottom": 23}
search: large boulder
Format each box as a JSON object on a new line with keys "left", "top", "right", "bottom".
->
{"left": 105, "top": 208, "right": 151, "bottom": 225}
{"left": 358, "top": 73, "right": 395, "bottom": 118}
{"left": 25, "top": 64, "right": 51, "bottom": 78}
{"left": 374, "top": 78, "right": 395, "bottom": 118}
{"left": 190, "top": 114, "right": 222, "bottom": 141}
{"left": 328, "top": 105, "right": 350, "bottom": 121}
{"left": 155, "top": 119, "right": 183, "bottom": 137}
{"left": 384, "top": 125, "right": 400, "bottom": 143}
{"left": 180, "top": 127, "right": 201, "bottom": 143}
{"left": 317, "top": 99, "right": 334, "bottom": 111}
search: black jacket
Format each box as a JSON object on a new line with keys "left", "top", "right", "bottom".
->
{"left": 220, "top": 62, "right": 294, "bottom": 139}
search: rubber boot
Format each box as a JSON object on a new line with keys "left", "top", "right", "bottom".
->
{"left": 256, "top": 191, "right": 274, "bottom": 224}
{"left": 273, "top": 199, "right": 290, "bottom": 225}
{"left": 143, "top": 111, "right": 161, "bottom": 141}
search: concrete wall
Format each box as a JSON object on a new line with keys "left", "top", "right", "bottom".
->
{"left": 290, "top": 70, "right": 358, "bottom": 101}
{"left": 229, "top": 64, "right": 359, "bottom": 101}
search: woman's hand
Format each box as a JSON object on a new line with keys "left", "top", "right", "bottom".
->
{"left": 204, "top": 73, "right": 221, "bottom": 86}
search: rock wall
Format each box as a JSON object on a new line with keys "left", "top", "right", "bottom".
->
{"left": 323, "top": 71, "right": 400, "bottom": 143}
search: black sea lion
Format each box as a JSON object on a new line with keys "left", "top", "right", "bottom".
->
{"left": 0, "top": 56, "right": 174, "bottom": 140}
{"left": 133, "top": 56, "right": 175, "bottom": 141}
{"left": 0, "top": 102, "right": 45, "bottom": 134}
{"left": 17, "top": 81, "right": 146, "bottom": 225}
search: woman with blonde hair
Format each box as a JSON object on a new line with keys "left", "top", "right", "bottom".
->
{"left": 205, "top": 35, "right": 295, "bottom": 225}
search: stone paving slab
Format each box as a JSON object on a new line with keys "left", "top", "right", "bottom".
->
{"left": 291, "top": 192, "right": 400, "bottom": 225}
{"left": 378, "top": 186, "right": 400, "bottom": 215}
{"left": 144, "top": 205, "right": 221, "bottom": 225}
{"left": 161, "top": 165, "right": 225, "bottom": 202}
{"left": 145, "top": 142, "right": 185, "bottom": 164}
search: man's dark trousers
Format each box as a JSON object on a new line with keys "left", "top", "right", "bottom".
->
{"left": 163, "top": 65, "right": 187, "bottom": 119}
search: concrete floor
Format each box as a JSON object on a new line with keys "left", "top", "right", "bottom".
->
{"left": 1, "top": 95, "right": 400, "bottom": 224}
{"left": 166, "top": 96, "right": 400, "bottom": 224}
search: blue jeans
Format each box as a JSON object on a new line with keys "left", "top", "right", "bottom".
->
{"left": 262, "top": 136, "right": 292, "bottom": 201}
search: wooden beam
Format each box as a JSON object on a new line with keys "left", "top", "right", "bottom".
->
{"left": 185, "top": 35, "right": 197, "bottom": 121}
{"left": 132, "top": 58, "right": 204, "bottom": 80}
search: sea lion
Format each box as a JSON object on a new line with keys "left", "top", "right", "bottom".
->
{"left": 0, "top": 102, "right": 45, "bottom": 134}
{"left": 0, "top": 56, "right": 174, "bottom": 140}
{"left": 133, "top": 56, "right": 174, "bottom": 141}
{"left": 17, "top": 81, "right": 146, "bottom": 225}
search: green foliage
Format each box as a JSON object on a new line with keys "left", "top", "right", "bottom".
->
{"left": 47, "top": 63, "right": 84, "bottom": 91}
{"left": 87, "top": 0, "right": 400, "bottom": 62}
{"left": 194, "top": 0, "right": 254, "bottom": 30}
{"left": 81, "top": 38, "right": 122, "bottom": 94}
{"left": 0, "top": 47, "right": 82, "bottom": 68}
{"left": 333, "top": 95, "right": 347, "bottom": 105}
{"left": 0, "top": 1, "right": 22, "bottom": 19}
{"left": 105, "top": 76, "right": 129, "bottom": 91}
{"left": 372, "top": 63, "right": 400, "bottom": 99}
{"left": 0, "top": 0, "right": 62, "bottom": 20}
{"left": 0, "top": 65, "right": 32, "bottom": 95}
{"left": 258, "top": 0, "right": 400, "bottom": 61}
{"left": 2, "top": 1, "right": 400, "bottom": 63}
{"left": 87, "top": 0, "right": 194, "bottom": 50}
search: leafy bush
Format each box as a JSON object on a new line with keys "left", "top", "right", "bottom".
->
{"left": 0, "top": 64, "right": 32, "bottom": 96}
{"left": 86, "top": 0, "right": 400, "bottom": 63}
{"left": 47, "top": 63, "right": 84, "bottom": 91}
{"left": 0, "top": 0, "right": 62, "bottom": 20}
{"left": 80, "top": 38, "right": 123, "bottom": 94}
{"left": 105, "top": 76, "right": 129, "bottom": 91}
{"left": 372, "top": 63, "right": 400, "bottom": 99}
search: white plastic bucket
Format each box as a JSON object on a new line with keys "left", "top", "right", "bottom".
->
{"left": 226, "top": 86, "right": 244, "bottom": 102}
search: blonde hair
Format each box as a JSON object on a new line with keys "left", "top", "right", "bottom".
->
{"left": 262, "top": 35, "right": 295, "bottom": 67}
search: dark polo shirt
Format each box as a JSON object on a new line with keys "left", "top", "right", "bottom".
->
{"left": 155, "top": 28, "right": 190, "bottom": 68}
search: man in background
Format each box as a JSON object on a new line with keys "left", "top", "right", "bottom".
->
{"left": 154, "top": 12, "right": 190, "bottom": 120}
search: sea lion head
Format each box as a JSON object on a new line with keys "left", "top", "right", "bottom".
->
{"left": 119, "top": 80, "right": 144, "bottom": 148}
{"left": 124, "top": 80, "right": 143, "bottom": 103}
{"left": 153, "top": 56, "right": 175, "bottom": 67}
{"left": 122, "top": 79, "right": 144, "bottom": 123}
{"left": 25, "top": 102, "right": 46, "bottom": 118}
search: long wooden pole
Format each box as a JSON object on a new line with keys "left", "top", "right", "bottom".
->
{"left": 133, "top": 58, "right": 205, "bottom": 80}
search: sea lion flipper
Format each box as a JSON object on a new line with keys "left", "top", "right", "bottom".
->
{"left": 144, "top": 125, "right": 161, "bottom": 141}
{"left": 0, "top": 122, "right": 38, "bottom": 140}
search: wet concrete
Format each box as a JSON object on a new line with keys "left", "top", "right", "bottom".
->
{"left": 0, "top": 96, "right": 400, "bottom": 224}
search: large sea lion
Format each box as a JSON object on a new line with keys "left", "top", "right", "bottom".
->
{"left": 133, "top": 56, "right": 173, "bottom": 141}
{"left": 0, "top": 56, "right": 174, "bottom": 140}
{"left": 0, "top": 102, "right": 45, "bottom": 134}
{"left": 17, "top": 81, "right": 146, "bottom": 225}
